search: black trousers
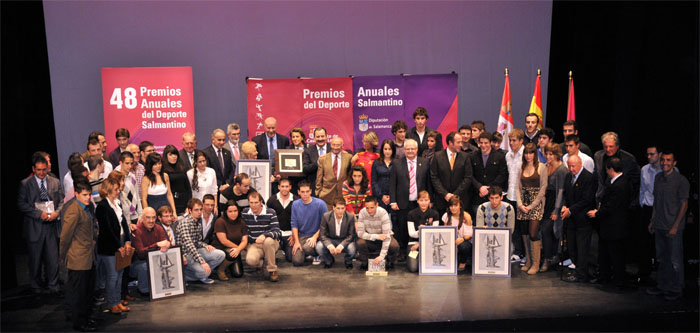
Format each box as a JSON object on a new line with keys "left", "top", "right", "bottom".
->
{"left": 67, "top": 266, "right": 95, "bottom": 328}
{"left": 567, "top": 220, "right": 592, "bottom": 280}
{"left": 356, "top": 238, "right": 400, "bottom": 262}
{"left": 599, "top": 237, "right": 626, "bottom": 285}
{"left": 505, "top": 198, "right": 525, "bottom": 256}
{"left": 393, "top": 201, "right": 418, "bottom": 254}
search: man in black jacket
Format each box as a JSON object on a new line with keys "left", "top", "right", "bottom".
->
{"left": 470, "top": 132, "right": 508, "bottom": 215}
{"left": 202, "top": 129, "right": 235, "bottom": 191}
{"left": 252, "top": 117, "right": 290, "bottom": 168}
{"left": 430, "top": 131, "right": 472, "bottom": 214}
{"left": 406, "top": 107, "right": 443, "bottom": 156}
{"left": 561, "top": 155, "right": 598, "bottom": 283}
{"left": 302, "top": 127, "right": 328, "bottom": 196}
{"left": 587, "top": 157, "right": 630, "bottom": 289}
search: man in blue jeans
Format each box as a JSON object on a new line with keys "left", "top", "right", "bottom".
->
{"left": 176, "top": 198, "right": 225, "bottom": 284}
{"left": 646, "top": 151, "right": 689, "bottom": 301}
{"left": 130, "top": 207, "right": 170, "bottom": 295}
{"left": 316, "top": 198, "right": 356, "bottom": 269}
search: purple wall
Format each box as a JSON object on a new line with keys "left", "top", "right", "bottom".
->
{"left": 43, "top": 1, "right": 551, "bottom": 173}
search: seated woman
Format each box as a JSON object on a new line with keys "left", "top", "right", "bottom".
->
{"left": 211, "top": 201, "right": 248, "bottom": 280}
{"left": 406, "top": 190, "right": 441, "bottom": 272}
{"left": 441, "top": 195, "right": 474, "bottom": 271}
{"left": 342, "top": 165, "right": 372, "bottom": 216}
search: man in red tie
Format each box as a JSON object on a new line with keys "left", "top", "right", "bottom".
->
{"left": 389, "top": 139, "right": 431, "bottom": 260}
{"left": 315, "top": 137, "right": 352, "bottom": 210}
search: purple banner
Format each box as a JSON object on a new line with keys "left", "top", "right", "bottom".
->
{"left": 352, "top": 74, "right": 458, "bottom": 150}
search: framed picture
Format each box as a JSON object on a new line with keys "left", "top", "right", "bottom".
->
{"left": 472, "top": 227, "right": 512, "bottom": 277}
{"left": 147, "top": 246, "right": 185, "bottom": 300}
{"left": 419, "top": 225, "right": 458, "bottom": 275}
{"left": 236, "top": 159, "right": 271, "bottom": 201}
{"left": 275, "top": 149, "right": 304, "bottom": 176}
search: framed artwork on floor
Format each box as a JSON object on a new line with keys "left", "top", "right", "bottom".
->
{"left": 419, "top": 225, "right": 458, "bottom": 275}
{"left": 472, "top": 227, "right": 512, "bottom": 277}
{"left": 147, "top": 246, "right": 185, "bottom": 300}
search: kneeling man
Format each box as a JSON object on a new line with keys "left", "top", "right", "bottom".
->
{"left": 131, "top": 207, "right": 170, "bottom": 295}
{"left": 316, "top": 198, "right": 356, "bottom": 269}
{"left": 356, "top": 196, "right": 400, "bottom": 270}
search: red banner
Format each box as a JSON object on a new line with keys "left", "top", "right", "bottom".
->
{"left": 102, "top": 67, "right": 195, "bottom": 153}
{"left": 247, "top": 77, "right": 353, "bottom": 147}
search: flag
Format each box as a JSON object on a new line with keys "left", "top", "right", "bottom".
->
{"left": 567, "top": 71, "right": 575, "bottom": 120}
{"left": 528, "top": 70, "right": 543, "bottom": 129}
{"left": 496, "top": 69, "right": 513, "bottom": 151}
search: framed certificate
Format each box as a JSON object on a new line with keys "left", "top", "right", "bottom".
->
{"left": 472, "top": 227, "right": 512, "bottom": 277}
{"left": 275, "top": 149, "right": 304, "bottom": 176}
{"left": 147, "top": 246, "right": 185, "bottom": 300}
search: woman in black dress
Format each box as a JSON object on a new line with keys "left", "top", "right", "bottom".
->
{"left": 162, "top": 145, "right": 192, "bottom": 215}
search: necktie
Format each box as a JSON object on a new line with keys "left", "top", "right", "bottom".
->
{"left": 269, "top": 137, "right": 275, "bottom": 167}
{"left": 449, "top": 152, "right": 455, "bottom": 171}
{"left": 332, "top": 154, "right": 339, "bottom": 179}
{"left": 189, "top": 152, "right": 194, "bottom": 166}
{"left": 217, "top": 149, "right": 224, "bottom": 170}
{"left": 168, "top": 228, "right": 175, "bottom": 244}
{"left": 233, "top": 144, "right": 240, "bottom": 160}
{"left": 319, "top": 146, "right": 325, "bottom": 156}
{"left": 39, "top": 179, "right": 49, "bottom": 201}
{"left": 409, "top": 160, "right": 417, "bottom": 196}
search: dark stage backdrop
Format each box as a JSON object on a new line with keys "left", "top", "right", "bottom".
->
{"left": 42, "top": 1, "right": 553, "bottom": 177}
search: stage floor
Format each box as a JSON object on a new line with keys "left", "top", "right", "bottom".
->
{"left": 2, "top": 255, "right": 698, "bottom": 332}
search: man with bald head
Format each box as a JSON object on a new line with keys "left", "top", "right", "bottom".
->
{"left": 390, "top": 138, "right": 431, "bottom": 258}
{"left": 561, "top": 154, "right": 597, "bottom": 283}
{"left": 130, "top": 207, "right": 170, "bottom": 295}
{"left": 316, "top": 137, "right": 352, "bottom": 210}
{"left": 179, "top": 132, "right": 198, "bottom": 170}
{"left": 203, "top": 129, "right": 235, "bottom": 191}
{"left": 252, "top": 117, "right": 290, "bottom": 168}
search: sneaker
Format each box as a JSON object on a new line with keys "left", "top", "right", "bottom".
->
{"left": 568, "top": 263, "right": 576, "bottom": 269}
{"left": 312, "top": 256, "right": 321, "bottom": 265}
{"left": 646, "top": 286, "right": 664, "bottom": 296}
{"left": 199, "top": 278, "right": 215, "bottom": 284}
{"left": 562, "top": 259, "right": 573, "bottom": 266}
{"left": 520, "top": 257, "right": 527, "bottom": 266}
{"left": 269, "top": 271, "right": 279, "bottom": 282}
{"left": 128, "top": 280, "right": 138, "bottom": 287}
{"left": 510, "top": 254, "right": 521, "bottom": 263}
{"left": 664, "top": 291, "right": 682, "bottom": 301}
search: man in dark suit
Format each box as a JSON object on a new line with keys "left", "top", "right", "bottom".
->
{"left": 223, "top": 123, "right": 242, "bottom": 168}
{"left": 431, "top": 131, "right": 472, "bottom": 214}
{"left": 18, "top": 152, "right": 65, "bottom": 295}
{"left": 587, "top": 157, "right": 630, "bottom": 288}
{"left": 302, "top": 127, "right": 328, "bottom": 195}
{"left": 471, "top": 132, "right": 508, "bottom": 214}
{"left": 406, "top": 107, "right": 443, "bottom": 156}
{"left": 561, "top": 155, "right": 598, "bottom": 283}
{"left": 108, "top": 128, "right": 130, "bottom": 167}
{"left": 202, "top": 129, "right": 235, "bottom": 192}
{"left": 389, "top": 138, "right": 431, "bottom": 257}
{"left": 156, "top": 206, "right": 178, "bottom": 247}
{"left": 59, "top": 180, "right": 97, "bottom": 331}
{"left": 459, "top": 125, "right": 478, "bottom": 154}
{"left": 251, "top": 117, "right": 290, "bottom": 168}
{"left": 179, "top": 132, "right": 197, "bottom": 171}
{"left": 316, "top": 198, "right": 356, "bottom": 269}
{"left": 593, "top": 131, "right": 640, "bottom": 206}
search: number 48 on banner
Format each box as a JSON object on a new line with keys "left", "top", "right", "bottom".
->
{"left": 110, "top": 87, "right": 138, "bottom": 109}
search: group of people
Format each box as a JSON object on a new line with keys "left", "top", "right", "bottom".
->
{"left": 19, "top": 108, "right": 689, "bottom": 331}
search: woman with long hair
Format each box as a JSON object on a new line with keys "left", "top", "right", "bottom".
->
{"left": 371, "top": 139, "right": 395, "bottom": 213}
{"left": 540, "top": 143, "right": 568, "bottom": 271}
{"left": 162, "top": 145, "right": 192, "bottom": 215}
{"left": 287, "top": 128, "right": 308, "bottom": 150}
{"left": 441, "top": 195, "right": 473, "bottom": 271}
{"left": 211, "top": 201, "right": 249, "bottom": 280}
{"left": 96, "top": 178, "right": 133, "bottom": 314}
{"left": 141, "top": 153, "right": 177, "bottom": 214}
{"left": 351, "top": 131, "right": 380, "bottom": 189}
{"left": 342, "top": 165, "right": 372, "bottom": 215}
{"left": 187, "top": 150, "right": 218, "bottom": 204}
{"left": 516, "top": 143, "right": 548, "bottom": 274}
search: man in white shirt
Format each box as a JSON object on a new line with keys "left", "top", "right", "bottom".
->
{"left": 637, "top": 146, "right": 662, "bottom": 282}
{"left": 562, "top": 134, "right": 595, "bottom": 173}
{"left": 201, "top": 194, "right": 217, "bottom": 244}
{"left": 83, "top": 138, "right": 112, "bottom": 179}
{"left": 505, "top": 128, "right": 526, "bottom": 262}
{"left": 316, "top": 198, "right": 356, "bottom": 269}
{"left": 114, "top": 151, "right": 142, "bottom": 224}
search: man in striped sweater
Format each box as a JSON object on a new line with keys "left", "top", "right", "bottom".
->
{"left": 242, "top": 191, "right": 282, "bottom": 282}
{"left": 356, "top": 196, "right": 400, "bottom": 270}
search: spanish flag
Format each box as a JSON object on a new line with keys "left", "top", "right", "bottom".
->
{"left": 496, "top": 68, "right": 513, "bottom": 151}
{"left": 528, "top": 70, "right": 543, "bottom": 129}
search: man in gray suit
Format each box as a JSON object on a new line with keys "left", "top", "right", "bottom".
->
{"left": 18, "top": 152, "right": 65, "bottom": 295}
{"left": 179, "top": 132, "right": 197, "bottom": 170}
{"left": 223, "top": 123, "right": 242, "bottom": 167}
{"left": 315, "top": 198, "right": 356, "bottom": 269}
